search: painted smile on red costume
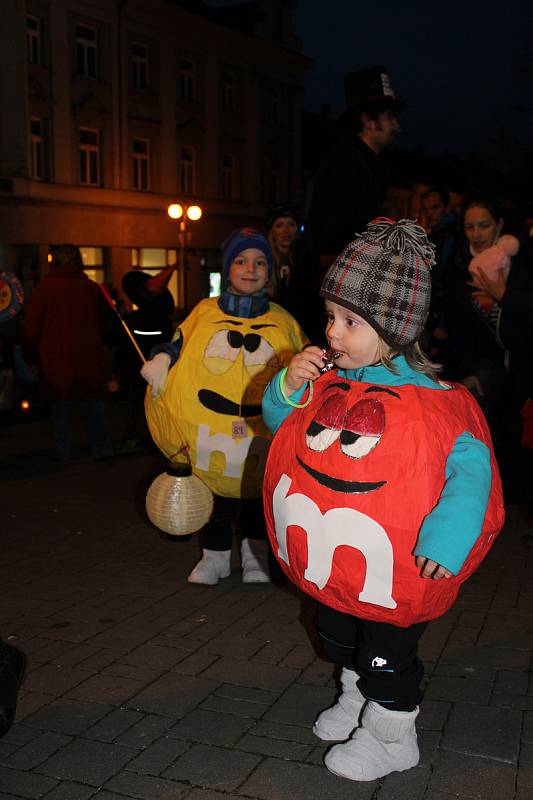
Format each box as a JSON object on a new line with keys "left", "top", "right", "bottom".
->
{"left": 296, "top": 382, "right": 394, "bottom": 493}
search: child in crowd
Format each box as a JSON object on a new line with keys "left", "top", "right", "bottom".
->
{"left": 262, "top": 218, "right": 504, "bottom": 782}
{"left": 141, "top": 228, "right": 307, "bottom": 585}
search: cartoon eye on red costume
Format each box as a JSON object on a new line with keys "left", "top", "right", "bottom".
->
{"left": 306, "top": 393, "right": 345, "bottom": 451}
{"left": 340, "top": 399, "right": 385, "bottom": 458}
{"left": 306, "top": 394, "right": 385, "bottom": 458}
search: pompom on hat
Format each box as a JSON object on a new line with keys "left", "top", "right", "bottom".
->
{"left": 320, "top": 218, "right": 435, "bottom": 348}
{"left": 221, "top": 228, "right": 273, "bottom": 280}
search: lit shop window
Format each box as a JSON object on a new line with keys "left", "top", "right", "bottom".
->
{"left": 80, "top": 247, "right": 104, "bottom": 283}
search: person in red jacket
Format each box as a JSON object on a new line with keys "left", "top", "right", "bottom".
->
{"left": 21, "top": 244, "right": 113, "bottom": 461}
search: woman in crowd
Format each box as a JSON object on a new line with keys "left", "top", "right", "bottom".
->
{"left": 266, "top": 204, "right": 301, "bottom": 305}
{"left": 445, "top": 195, "right": 533, "bottom": 495}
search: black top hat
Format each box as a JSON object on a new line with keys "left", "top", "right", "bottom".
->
{"left": 344, "top": 66, "right": 405, "bottom": 112}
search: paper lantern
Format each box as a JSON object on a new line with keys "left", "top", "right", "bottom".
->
{"left": 146, "top": 463, "right": 214, "bottom": 537}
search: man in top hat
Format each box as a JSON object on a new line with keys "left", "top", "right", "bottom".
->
{"left": 289, "top": 66, "right": 404, "bottom": 343}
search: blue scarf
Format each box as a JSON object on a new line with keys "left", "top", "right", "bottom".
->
{"left": 218, "top": 287, "right": 270, "bottom": 319}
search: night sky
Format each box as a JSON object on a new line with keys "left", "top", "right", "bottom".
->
{"left": 293, "top": 0, "right": 533, "bottom": 156}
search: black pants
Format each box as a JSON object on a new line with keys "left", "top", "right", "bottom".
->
{"left": 317, "top": 602, "right": 428, "bottom": 712}
{"left": 201, "top": 495, "right": 267, "bottom": 550}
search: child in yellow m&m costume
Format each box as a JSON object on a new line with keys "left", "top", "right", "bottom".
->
{"left": 141, "top": 228, "right": 307, "bottom": 584}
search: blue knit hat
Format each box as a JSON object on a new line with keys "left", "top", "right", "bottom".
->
{"left": 221, "top": 228, "right": 273, "bottom": 280}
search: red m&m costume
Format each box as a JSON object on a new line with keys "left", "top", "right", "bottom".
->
{"left": 263, "top": 370, "right": 504, "bottom": 627}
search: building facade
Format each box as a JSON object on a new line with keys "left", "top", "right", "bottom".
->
{"left": 0, "top": 0, "right": 309, "bottom": 310}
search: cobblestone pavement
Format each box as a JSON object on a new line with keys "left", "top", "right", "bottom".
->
{"left": 1, "top": 409, "right": 533, "bottom": 799}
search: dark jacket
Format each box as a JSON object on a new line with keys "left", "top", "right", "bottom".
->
{"left": 446, "top": 238, "right": 533, "bottom": 380}
{"left": 21, "top": 265, "right": 111, "bottom": 400}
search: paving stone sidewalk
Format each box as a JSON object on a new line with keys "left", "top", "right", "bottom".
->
{"left": 1, "top": 415, "right": 533, "bottom": 800}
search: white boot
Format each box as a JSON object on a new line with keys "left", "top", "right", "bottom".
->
{"left": 240, "top": 538, "right": 270, "bottom": 583}
{"left": 325, "top": 702, "right": 419, "bottom": 781}
{"left": 187, "top": 549, "right": 231, "bottom": 585}
{"left": 313, "top": 668, "right": 365, "bottom": 741}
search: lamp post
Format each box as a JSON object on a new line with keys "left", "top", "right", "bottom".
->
{"left": 167, "top": 203, "right": 202, "bottom": 312}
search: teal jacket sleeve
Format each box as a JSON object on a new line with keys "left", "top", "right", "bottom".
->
{"left": 262, "top": 371, "right": 306, "bottom": 433}
{"left": 413, "top": 432, "right": 492, "bottom": 575}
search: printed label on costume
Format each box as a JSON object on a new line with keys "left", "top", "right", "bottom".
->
{"left": 272, "top": 473, "right": 397, "bottom": 609}
{"left": 232, "top": 420, "right": 248, "bottom": 439}
{"left": 195, "top": 423, "right": 252, "bottom": 477}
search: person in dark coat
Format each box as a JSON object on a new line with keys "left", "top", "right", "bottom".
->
{"left": 21, "top": 244, "right": 114, "bottom": 461}
{"left": 445, "top": 196, "right": 533, "bottom": 496}
{"left": 0, "top": 640, "right": 25, "bottom": 739}
{"left": 289, "top": 66, "right": 404, "bottom": 344}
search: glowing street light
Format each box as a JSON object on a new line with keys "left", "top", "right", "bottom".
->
{"left": 167, "top": 204, "right": 202, "bottom": 221}
{"left": 167, "top": 202, "right": 203, "bottom": 310}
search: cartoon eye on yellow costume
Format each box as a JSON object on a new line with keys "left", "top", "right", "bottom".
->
{"left": 145, "top": 297, "right": 307, "bottom": 499}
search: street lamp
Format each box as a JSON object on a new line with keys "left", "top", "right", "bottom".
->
{"left": 167, "top": 203, "right": 203, "bottom": 310}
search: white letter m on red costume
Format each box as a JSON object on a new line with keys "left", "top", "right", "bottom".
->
{"left": 272, "top": 474, "right": 397, "bottom": 609}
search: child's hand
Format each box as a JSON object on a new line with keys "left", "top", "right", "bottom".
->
{"left": 141, "top": 353, "right": 171, "bottom": 397}
{"left": 415, "top": 556, "right": 453, "bottom": 580}
{"left": 284, "top": 346, "right": 325, "bottom": 393}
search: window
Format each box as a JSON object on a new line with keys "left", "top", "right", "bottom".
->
{"left": 26, "top": 15, "right": 42, "bottom": 65}
{"left": 222, "top": 72, "right": 235, "bottom": 112}
{"left": 179, "top": 147, "right": 195, "bottom": 194}
{"left": 222, "top": 154, "right": 235, "bottom": 199}
{"left": 179, "top": 58, "right": 195, "bottom": 102}
{"left": 132, "top": 138, "right": 150, "bottom": 191}
{"left": 76, "top": 23, "right": 97, "bottom": 78}
{"left": 132, "top": 42, "right": 149, "bottom": 90}
{"left": 79, "top": 246, "right": 104, "bottom": 283}
{"left": 79, "top": 128, "right": 100, "bottom": 185}
{"left": 30, "top": 118, "right": 48, "bottom": 180}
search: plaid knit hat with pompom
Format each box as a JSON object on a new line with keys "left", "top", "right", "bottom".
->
{"left": 320, "top": 217, "right": 435, "bottom": 348}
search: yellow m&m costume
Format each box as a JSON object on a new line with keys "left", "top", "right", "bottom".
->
{"left": 145, "top": 294, "right": 307, "bottom": 498}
